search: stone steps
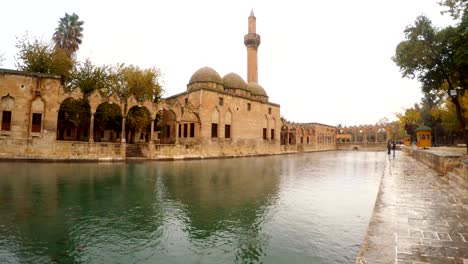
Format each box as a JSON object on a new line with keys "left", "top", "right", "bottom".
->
{"left": 126, "top": 144, "right": 145, "bottom": 158}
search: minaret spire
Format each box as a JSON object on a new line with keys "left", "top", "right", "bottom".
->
{"left": 244, "top": 10, "right": 261, "bottom": 83}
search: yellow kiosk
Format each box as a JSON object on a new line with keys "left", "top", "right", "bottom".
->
{"left": 403, "top": 134, "right": 411, "bottom": 146}
{"left": 415, "top": 125, "right": 432, "bottom": 148}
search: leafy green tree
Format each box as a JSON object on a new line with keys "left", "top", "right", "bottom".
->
{"left": 15, "top": 35, "right": 74, "bottom": 80}
{"left": 53, "top": 13, "right": 84, "bottom": 56}
{"left": 114, "top": 64, "right": 163, "bottom": 102}
{"left": 439, "top": 0, "right": 467, "bottom": 19}
{"left": 396, "top": 104, "right": 422, "bottom": 141}
{"left": 393, "top": 13, "right": 467, "bottom": 151}
{"left": 70, "top": 59, "right": 116, "bottom": 95}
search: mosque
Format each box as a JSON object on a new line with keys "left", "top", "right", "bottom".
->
{"left": 0, "top": 11, "right": 336, "bottom": 160}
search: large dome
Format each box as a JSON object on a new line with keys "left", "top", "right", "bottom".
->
{"left": 188, "top": 67, "right": 223, "bottom": 85}
{"left": 222, "top": 73, "right": 247, "bottom": 90}
{"left": 246, "top": 82, "right": 267, "bottom": 96}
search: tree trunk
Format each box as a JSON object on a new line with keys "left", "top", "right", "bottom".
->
{"left": 451, "top": 96, "right": 467, "bottom": 154}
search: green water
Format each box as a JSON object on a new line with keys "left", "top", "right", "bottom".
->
{"left": 0, "top": 151, "right": 385, "bottom": 263}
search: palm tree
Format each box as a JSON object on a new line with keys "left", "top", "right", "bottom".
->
{"left": 53, "top": 13, "right": 84, "bottom": 56}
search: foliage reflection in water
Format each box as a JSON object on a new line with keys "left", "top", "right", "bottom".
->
{"left": 0, "top": 151, "right": 385, "bottom": 263}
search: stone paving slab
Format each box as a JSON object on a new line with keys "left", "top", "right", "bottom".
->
{"left": 356, "top": 153, "right": 468, "bottom": 264}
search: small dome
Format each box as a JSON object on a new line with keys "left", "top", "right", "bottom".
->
{"left": 222, "top": 73, "right": 246, "bottom": 90}
{"left": 247, "top": 82, "right": 267, "bottom": 96}
{"left": 188, "top": 67, "right": 223, "bottom": 85}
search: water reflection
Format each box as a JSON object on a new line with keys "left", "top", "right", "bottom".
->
{"left": 0, "top": 151, "right": 384, "bottom": 264}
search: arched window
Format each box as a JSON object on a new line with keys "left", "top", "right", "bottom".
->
{"left": 1, "top": 95, "right": 14, "bottom": 131}
{"left": 225, "top": 111, "right": 232, "bottom": 139}
{"left": 211, "top": 109, "right": 219, "bottom": 138}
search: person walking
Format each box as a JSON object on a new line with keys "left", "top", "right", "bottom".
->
{"left": 392, "top": 141, "right": 396, "bottom": 156}
{"left": 387, "top": 140, "right": 391, "bottom": 155}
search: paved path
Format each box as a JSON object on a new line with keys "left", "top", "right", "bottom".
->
{"left": 356, "top": 153, "right": 468, "bottom": 264}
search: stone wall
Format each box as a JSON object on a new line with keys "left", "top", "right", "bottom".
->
{"left": 402, "top": 147, "right": 462, "bottom": 175}
{"left": 0, "top": 138, "right": 124, "bottom": 160}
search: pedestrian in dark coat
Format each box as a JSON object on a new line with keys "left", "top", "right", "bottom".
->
{"left": 392, "top": 141, "right": 396, "bottom": 156}
{"left": 387, "top": 140, "right": 391, "bottom": 154}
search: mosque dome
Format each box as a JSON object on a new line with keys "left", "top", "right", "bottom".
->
{"left": 222, "top": 73, "right": 247, "bottom": 90}
{"left": 188, "top": 67, "right": 223, "bottom": 85}
{"left": 246, "top": 82, "right": 267, "bottom": 96}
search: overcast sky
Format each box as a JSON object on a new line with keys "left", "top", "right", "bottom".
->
{"left": 0, "top": 0, "right": 455, "bottom": 126}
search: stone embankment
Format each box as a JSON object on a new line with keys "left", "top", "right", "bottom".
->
{"left": 356, "top": 149, "right": 468, "bottom": 263}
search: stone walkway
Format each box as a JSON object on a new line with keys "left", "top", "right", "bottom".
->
{"left": 356, "top": 153, "right": 468, "bottom": 264}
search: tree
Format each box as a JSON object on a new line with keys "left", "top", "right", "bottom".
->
{"left": 393, "top": 13, "right": 467, "bottom": 152}
{"left": 439, "top": 0, "right": 467, "bottom": 19}
{"left": 70, "top": 59, "right": 116, "bottom": 95}
{"left": 53, "top": 13, "right": 84, "bottom": 57}
{"left": 15, "top": 35, "right": 74, "bottom": 80}
{"left": 395, "top": 104, "right": 422, "bottom": 141}
{"left": 114, "top": 64, "right": 163, "bottom": 102}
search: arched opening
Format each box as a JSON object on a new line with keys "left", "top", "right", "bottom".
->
{"left": 289, "top": 128, "right": 296, "bottom": 145}
{"left": 57, "top": 98, "right": 91, "bottom": 141}
{"left": 158, "top": 109, "right": 177, "bottom": 144}
{"left": 211, "top": 108, "right": 219, "bottom": 139}
{"left": 377, "top": 127, "right": 387, "bottom": 142}
{"left": 180, "top": 110, "right": 201, "bottom": 143}
{"left": 93, "top": 102, "right": 122, "bottom": 142}
{"left": 225, "top": 111, "right": 232, "bottom": 139}
{"left": 1, "top": 94, "right": 15, "bottom": 132}
{"left": 280, "top": 126, "right": 288, "bottom": 145}
{"left": 30, "top": 97, "right": 44, "bottom": 134}
{"left": 125, "top": 106, "right": 151, "bottom": 144}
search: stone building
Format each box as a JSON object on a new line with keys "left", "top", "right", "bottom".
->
{"left": 0, "top": 11, "right": 335, "bottom": 160}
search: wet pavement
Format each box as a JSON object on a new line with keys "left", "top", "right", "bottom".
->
{"left": 356, "top": 152, "right": 468, "bottom": 264}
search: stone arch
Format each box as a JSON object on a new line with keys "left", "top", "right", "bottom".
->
{"left": 211, "top": 107, "right": 220, "bottom": 138}
{"left": 125, "top": 105, "right": 151, "bottom": 143}
{"left": 57, "top": 97, "right": 91, "bottom": 141}
{"left": 225, "top": 110, "right": 232, "bottom": 139}
{"left": 180, "top": 110, "right": 201, "bottom": 140}
{"left": 289, "top": 127, "right": 296, "bottom": 145}
{"left": 377, "top": 127, "right": 387, "bottom": 142}
{"left": 280, "top": 125, "right": 289, "bottom": 145}
{"left": 93, "top": 102, "right": 123, "bottom": 142}
{"left": 159, "top": 109, "right": 177, "bottom": 144}
{"left": 30, "top": 96, "right": 45, "bottom": 133}
{"left": 1, "top": 94, "right": 15, "bottom": 131}
{"left": 271, "top": 117, "right": 276, "bottom": 141}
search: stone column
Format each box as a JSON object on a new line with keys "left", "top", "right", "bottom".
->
{"left": 89, "top": 113, "right": 95, "bottom": 143}
{"left": 175, "top": 121, "right": 179, "bottom": 144}
{"left": 121, "top": 116, "right": 126, "bottom": 143}
{"left": 150, "top": 119, "right": 155, "bottom": 143}
{"left": 285, "top": 129, "right": 289, "bottom": 145}
{"left": 354, "top": 130, "right": 358, "bottom": 143}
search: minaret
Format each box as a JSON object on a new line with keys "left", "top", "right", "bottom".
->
{"left": 244, "top": 9, "right": 261, "bottom": 83}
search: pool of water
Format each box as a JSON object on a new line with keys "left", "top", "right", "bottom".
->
{"left": 0, "top": 151, "right": 385, "bottom": 263}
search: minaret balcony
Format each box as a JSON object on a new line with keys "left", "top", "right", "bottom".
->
{"left": 244, "top": 33, "right": 261, "bottom": 47}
